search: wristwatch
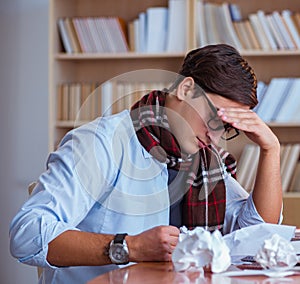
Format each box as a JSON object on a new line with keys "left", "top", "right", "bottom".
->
{"left": 108, "top": 233, "right": 129, "bottom": 264}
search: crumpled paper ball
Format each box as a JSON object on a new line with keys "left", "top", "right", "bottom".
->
{"left": 172, "top": 226, "right": 231, "bottom": 273}
{"left": 254, "top": 233, "right": 298, "bottom": 270}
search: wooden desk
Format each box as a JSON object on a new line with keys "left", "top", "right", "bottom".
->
{"left": 87, "top": 262, "right": 300, "bottom": 284}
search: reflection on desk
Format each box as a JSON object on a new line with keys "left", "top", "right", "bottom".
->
{"left": 87, "top": 262, "right": 300, "bottom": 284}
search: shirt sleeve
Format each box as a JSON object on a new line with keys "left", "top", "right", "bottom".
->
{"left": 223, "top": 173, "right": 283, "bottom": 235}
{"left": 9, "top": 123, "right": 117, "bottom": 268}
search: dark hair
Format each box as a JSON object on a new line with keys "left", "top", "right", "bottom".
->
{"left": 169, "top": 44, "right": 258, "bottom": 108}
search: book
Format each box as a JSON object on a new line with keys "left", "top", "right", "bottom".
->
{"left": 166, "top": 0, "right": 187, "bottom": 52}
{"left": 281, "top": 144, "right": 300, "bottom": 192}
{"left": 89, "top": 82, "right": 101, "bottom": 120}
{"left": 138, "top": 12, "right": 146, "bottom": 53}
{"left": 255, "top": 78, "right": 294, "bottom": 122}
{"left": 112, "top": 81, "right": 125, "bottom": 114}
{"left": 79, "top": 18, "right": 97, "bottom": 53}
{"left": 253, "top": 81, "right": 268, "bottom": 113}
{"left": 228, "top": 3, "right": 242, "bottom": 22}
{"left": 101, "top": 81, "right": 113, "bottom": 116}
{"left": 196, "top": 0, "right": 207, "bottom": 47}
{"left": 243, "top": 145, "right": 260, "bottom": 192}
{"left": 289, "top": 159, "right": 300, "bottom": 192}
{"left": 204, "top": 2, "right": 221, "bottom": 45}
{"left": 244, "top": 19, "right": 261, "bottom": 49}
{"left": 127, "top": 20, "right": 135, "bottom": 52}
{"left": 233, "top": 21, "right": 250, "bottom": 50}
{"left": 94, "top": 17, "right": 111, "bottom": 52}
{"left": 280, "top": 144, "right": 293, "bottom": 177}
{"left": 62, "top": 83, "right": 70, "bottom": 121}
{"left": 282, "top": 10, "right": 300, "bottom": 49}
{"left": 266, "top": 14, "right": 287, "bottom": 50}
{"left": 291, "top": 13, "right": 300, "bottom": 36}
{"left": 79, "top": 83, "right": 92, "bottom": 121}
{"left": 271, "top": 11, "right": 296, "bottom": 50}
{"left": 256, "top": 10, "right": 278, "bottom": 50}
{"left": 237, "top": 144, "right": 256, "bottom": 191}
{"left": 101, "top": 17, "right": 117, "bottom": 52}
{"left": 57, "top": 18, "right": 73, "bottom": 53}
{"left": 217, "top": 3, "right": 242, "bottom": 49}
{"left": 249, "top": 13, "right": 271, "bottom": 50}
{"left": 86, "top": 17, "right": 103, "bottom": 53}
{"left": 64, "top": 18, "right": 82, "bottom": 53}
{"left": 275, "top": 78, "right": 300, "bottom": 123}
{"left": 72, "top": 18, "right": 89, "bottom": 53}
{"left": 146, "top": 7, "right": 168, "bottom": 52}
{"left": 56, "top": 84, "right": 63, "bottom": 120}
{"left": 69, "top": 83, "right": 81, "bottom": 121}
{"left": 133, "top": 18, "right": 140, "bottom": 52}
{"left": 109, "top": 17, "right": 129, "bottom": 52}
{"left": 269, "top": 79, "right": 294, "bottom": 121}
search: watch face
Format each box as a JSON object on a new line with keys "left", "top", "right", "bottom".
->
{"left": 109, "top": 243, "right": 129, "bottom": 264}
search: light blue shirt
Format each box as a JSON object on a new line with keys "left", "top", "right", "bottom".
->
{"left": 10, "top": 110, "right": 268, "bottom": 283}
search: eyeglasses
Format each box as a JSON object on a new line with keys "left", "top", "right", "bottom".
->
{"left": 199, "top": 90, "right": 240, "bottom": 141}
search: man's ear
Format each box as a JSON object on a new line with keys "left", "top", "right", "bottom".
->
{"left": 176, "top": 77, "right": 195, "bottom": 101}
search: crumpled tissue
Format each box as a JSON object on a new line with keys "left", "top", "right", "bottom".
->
{"left": 172, "top": 226, "right": 231, "bottom": 273}
{"left": 254, "top": 233, "right": 298, "bottom": 271}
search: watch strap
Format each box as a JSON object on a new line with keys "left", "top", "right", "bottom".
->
{"left": 114, "top": 233, "right": 128, "bottom": 244}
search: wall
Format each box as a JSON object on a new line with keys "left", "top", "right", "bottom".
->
{"left": 0, "top": 0, "right": 49, "bottom": 283}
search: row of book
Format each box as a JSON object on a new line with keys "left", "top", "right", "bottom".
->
{"left": 57, "top": 0, "right": 300, "bottom": 53}
{"left": 57, "top": 1, "right": 185, "bottom": 54}
{"left": 57, "top": 82, "right": 99, "bottom": 121}
{"left": 237, "top": 143, "right": 300, "bottom": 193}
{"left": 129, "top": 0, "right": 186, "bottom": 53}
{"left": 254, "top": 78, "right": 300, "bottom": 123}
{"left": 56, "top": 81, "right": 172, "bottom": 122}
{"left": 58, "top": 17, "right": 129, "bottom": 53}
{"left": 57, "top": 77, "right": 300, "bottom": 123}
{"left": 196, "top": 1, "right": 300, "bottom": 50}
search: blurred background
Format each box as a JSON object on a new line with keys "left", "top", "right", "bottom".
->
{"left": 0, "top": 0, "right": 49, "bottom": 282}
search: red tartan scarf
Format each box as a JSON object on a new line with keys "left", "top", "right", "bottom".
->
{"left": 130, "top": 90, "right": 237, "bottom": 231}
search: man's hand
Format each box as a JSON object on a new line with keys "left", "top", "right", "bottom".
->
{"left": 217, "top": 108, "right": 279, "bottom": 151}
{"left": 126, "top": 225, "right": 180, "bottom": 262}
{"left": 217, "top": 107, "right": 282, "bottom": 223}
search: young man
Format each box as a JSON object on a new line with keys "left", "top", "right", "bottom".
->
{"left": 10, "top": 44, "right": 282, "bottom": 283}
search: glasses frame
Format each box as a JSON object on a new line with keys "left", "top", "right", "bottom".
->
{"left": 197, "top": 89, "right": 240, "bottom": 141}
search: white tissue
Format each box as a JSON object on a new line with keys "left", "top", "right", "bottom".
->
{"left": 172, "top": 226, "right": 231, "bottom": 273}
{"left": 254, "top": 233, "right": 298, "bottom": 270}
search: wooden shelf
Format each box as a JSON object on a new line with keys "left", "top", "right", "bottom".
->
{"left": 54, "top": 50, "right": 300, "bottom": 60}
{"left": 56, "top": 120, "right": 88, "bottom": 128}
{"left": 283, "top": 192, "right": 300, "bottom": 198}
{"left": 241, "top": 50, "right": 300, "bottom": 56}
{"left": 50, "top": 0, "right": 300, "bottom": 226}
{"left": 55, "top": 52, "right": 186, "bottom": 60}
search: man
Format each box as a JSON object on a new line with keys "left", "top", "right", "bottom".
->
{"left": 10, "top": 44, "right": 282, "bottom": 283}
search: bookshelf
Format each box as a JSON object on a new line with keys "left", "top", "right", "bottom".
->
{"left": 49, "top": 0, "right": 300, "bottom": 226}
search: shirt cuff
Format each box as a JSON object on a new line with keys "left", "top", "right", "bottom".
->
{"left": 237, "top": 192, "right": 265, "bottom": 228}
{"left": 238, "top": 192, "right": 283, "bottom": 227}
{"left": 18, "top": 225, "right": 80, "bottom": 268}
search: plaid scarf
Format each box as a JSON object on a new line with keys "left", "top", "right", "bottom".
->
{"left": 130, "top": 90, "right": 236, "bottom": 231}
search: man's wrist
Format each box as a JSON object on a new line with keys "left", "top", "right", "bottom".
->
{"left": 108, "top": 234, "right": 129, "bottom": 264}
{"left": 125, "top": 235, "right": 137, "bottom": 262}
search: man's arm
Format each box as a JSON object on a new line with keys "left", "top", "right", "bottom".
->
{"left": 252, "top": 141, "right": 282, "bottom": 223}
{"left": 218, "top": 108, "right": 282, "bottom": 223}
{"left": 47, "top": 226, "right": 180, "bottom": 267}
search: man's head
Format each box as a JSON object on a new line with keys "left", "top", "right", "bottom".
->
{"left": 166, "top": 44, "right": 257, "bottom": 155}
{"left": 169, "top": 44, "right": 258, "bottom": 108}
